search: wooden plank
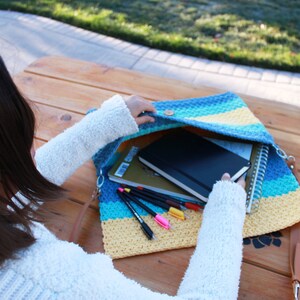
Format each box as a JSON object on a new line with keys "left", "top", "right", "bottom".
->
{"left": 115, "top": 250, "right": 293, "bottom": 298}
{"left": 33, "top": 102, "right": 82, "bottom": 141}
{"left": 25, "top": 56, "right": 220, "bottom": 101}
{"left": 239, "top": 263, "right": 292, "bottom": 299}
{"left": 43, "top": 199, "right": 292, "bottom": 298}
{"left": 246, "top": 100, "right": 300, "bottom": 136}
{"left": 14, "top": 72, "right": 126, "bottom": 113}
{"left": 22, "top": 57, "right": 300, "bottom": 137}
{"left": 42, "top": 199, "right": 104, "bottom": 253}
{"left": 243, "top": 228, "right": 290, "bottom": 276}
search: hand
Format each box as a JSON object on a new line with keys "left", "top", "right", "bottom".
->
{"left": 221, "top": 173, "right": 246, "bottom": 189}
{"left": 125, "top": 95, "right": 156, "bottom": 125}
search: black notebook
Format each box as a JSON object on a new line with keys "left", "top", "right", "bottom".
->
{"left": 138, "top": 129, "right": 251, "bottom": 202}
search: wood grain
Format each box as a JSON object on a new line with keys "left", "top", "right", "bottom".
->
{"left": 14, "top": 72, "right": 125, "bottom": 113}
{"left": 25, "top": 56, "right": 219, "bottom": 101}
{"left": 21, "top": 57, "right": 300, "bottom": 139}
{"left": 19, "top": 56, "right": 299, "bottom": 299}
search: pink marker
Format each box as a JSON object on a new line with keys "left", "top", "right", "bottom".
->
{"left": 119, "top": 188, "right": 171, "bottom": 230}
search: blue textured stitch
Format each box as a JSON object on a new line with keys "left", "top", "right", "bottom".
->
{"left": 100, "top": 200, "right": 166, "bottom": 221}
{"left": 91, "top": 92, "right": 298, "bottom": 225}
{"left": 154, "top": 92, "right": 241, "bottom": 109}
{"left": 155, "top": 97, "right": 246, "bottom": 118}
{"left": 262, "top": 175, "right": 299, "bottom": 197}
{"left": 264, "top": 149, "right": 291, "bottom": 181}
{"left": 148, "top": 115, "right": 273, "bottom": 145}
{"left": 99, "top": 179, "right": 120, "bottom": 204}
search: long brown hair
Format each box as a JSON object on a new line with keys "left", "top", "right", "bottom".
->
{"left": 0, "top": 56, "right": 65, "bottom": 265}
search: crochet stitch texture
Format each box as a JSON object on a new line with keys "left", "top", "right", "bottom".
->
{"left": 93, "top": 92, "right": 300, "bottom": 258}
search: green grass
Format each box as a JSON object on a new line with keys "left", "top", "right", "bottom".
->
{"left": 1, "top": 0, "right": 300, "bottom": 72}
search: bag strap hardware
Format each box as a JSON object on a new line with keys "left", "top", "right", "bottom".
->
{"left": 293, "top": 281, "right": 300, "bottom": 300}
{"left": 69, "top": 170, "right": 105, "bottom": 243}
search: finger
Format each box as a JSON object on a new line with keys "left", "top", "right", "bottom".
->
{"left": 221, "top": 173, "right": 231, "bottom": 181}
{"left": 135, "top": 115, "right": 155, "bottom": 125}
{"left": 140, "top": 100, "right": 156, "bottom": 113}
{"left": 237, "top": 177, "right": 246, "bottom": 189}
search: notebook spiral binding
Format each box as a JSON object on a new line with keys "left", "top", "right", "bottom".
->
{"left": 246, "top": 144, "right": 269, "bottom": 213}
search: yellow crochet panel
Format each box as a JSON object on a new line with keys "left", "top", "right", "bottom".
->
{"left": 188, "top": 107, "right": 260, "bottom": 126}
{"left": 101, "top": 187, "right": 300, "bottom": 259}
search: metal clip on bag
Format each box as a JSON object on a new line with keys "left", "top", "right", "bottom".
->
{"left": 92, "top": 92, "right": 300, "bottom": 259}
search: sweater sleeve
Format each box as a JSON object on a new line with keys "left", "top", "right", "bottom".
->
{"left": 178, "top": 180, "right": 247, "bottom": 300}
{"left": 35, "top": 95, "right": 138, "bottom": 185}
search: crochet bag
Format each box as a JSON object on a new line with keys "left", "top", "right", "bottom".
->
{"left": 91, "top": 92, "right": 300, "bottom": 259}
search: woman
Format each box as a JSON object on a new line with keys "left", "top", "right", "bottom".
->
{"left": 0, "top": 56, "right": 246, "bottom": 299}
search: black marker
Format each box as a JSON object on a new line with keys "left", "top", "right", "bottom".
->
{"left": 117, "top": 188, "right": 156, "bottom": 240}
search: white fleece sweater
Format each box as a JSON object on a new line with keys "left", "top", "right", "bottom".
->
{"left": 0, "top": 95, "right": 246, "bottom": 300}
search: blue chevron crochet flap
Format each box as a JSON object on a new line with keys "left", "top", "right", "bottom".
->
{"left": 91, "top": 92, "right": 300, "bottom": 259}
{"left": 93, "top": 92, "right": 274, "bottom": 170}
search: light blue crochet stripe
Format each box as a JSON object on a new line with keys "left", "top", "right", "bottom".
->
{"left": 154, "top": 92, "right": 239, "bottom": 109}
{"left": 156, "top": 97, "right": 246, "bottom": 118}
{"left": 264, "top": 149, "right": 291, "bottom": 181}
{"left": 261, "top": 174, "right": 299, "bottom": 198}
{"left": 100, "top": 200, "right": 166, "bottom": 221}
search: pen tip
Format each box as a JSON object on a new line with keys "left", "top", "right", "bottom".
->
{"left": 152, "top": 234, "right": 157, "bottom": 240}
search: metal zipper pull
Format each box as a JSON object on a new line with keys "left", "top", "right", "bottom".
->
{"left": 95, "top": 168, "right": 105, "bottom": 197}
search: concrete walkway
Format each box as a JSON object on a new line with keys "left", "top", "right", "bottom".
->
{"left": 1, "top": 10, "right": 299, "bottom": 106}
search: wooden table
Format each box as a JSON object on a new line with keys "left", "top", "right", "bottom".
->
{"left": 14, "top": 56, "right": 300, "bottom": 299}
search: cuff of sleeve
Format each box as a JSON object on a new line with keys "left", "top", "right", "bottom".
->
{"left": 208, "top": 180, "right": 247, "bottom": 213}
{"left": 99, "top": 94, "right": 139, "bottom": 138}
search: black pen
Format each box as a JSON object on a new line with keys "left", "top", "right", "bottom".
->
{"left": 124, "top": 185, "right": 203, "bottom": 211}
{"left": 125, "top": 185, "right": 186, "bottom": 210}
{"left": 116, "top": 188, "right": 156, "bottom": 240}
{"left": 124, "top": 188, "right": 185, "bottom": 220}
{"left": 119, "top": 188, "right": 171, "bottom": 230}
